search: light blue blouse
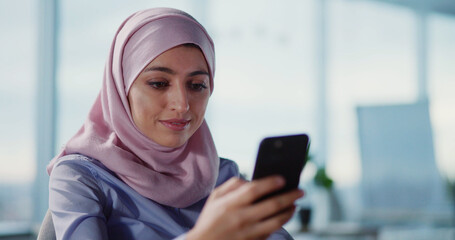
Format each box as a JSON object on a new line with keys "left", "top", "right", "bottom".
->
{"left": 49, "top": 154, "right": 293, "bottom": 239}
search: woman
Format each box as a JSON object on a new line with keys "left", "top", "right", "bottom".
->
{"left": 47, "top": 8, "right": 303, "bottom": 239}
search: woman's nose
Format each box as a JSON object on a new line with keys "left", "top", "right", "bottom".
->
{"left": 168, "top": 85, "right": 189, "bottom": 113}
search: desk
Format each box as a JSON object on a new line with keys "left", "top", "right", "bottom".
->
{"left": 291, "top": 224, "right": 455, "bottom": 240}
{"left": 291, "top": 222, "right": 378, "bottom": 240}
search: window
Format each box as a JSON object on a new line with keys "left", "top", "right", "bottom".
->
{"left": 326, "top": 0, "right": 416, "bottom": 187}
{"left": 428, "top": 13, "right": 455, "bottom": 182}
{"left": 0, "top": 0, "right": 36, "bottom": 225}
{"left": 208, "top": 0, "right": 316, "bottom": 175}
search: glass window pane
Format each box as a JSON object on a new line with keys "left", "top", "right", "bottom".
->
{"left": 327, "top": 0, "right": 416, "bottom": 186}
{"left": 428, "top": 13, "right": 455, "bottom": 181}
{"left": 208, "top": 0, "right": 316, "bottom": 176}
{"left": 0, "top": 1, "right": 36, "bottom": 223}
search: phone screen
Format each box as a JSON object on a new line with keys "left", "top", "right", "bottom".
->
{"left": 252, "top": 134, "right": 310, "bottom": 200}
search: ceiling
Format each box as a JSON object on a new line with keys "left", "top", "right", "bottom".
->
{"left": 368, "top": 0, "right": 455, "bottom": 16}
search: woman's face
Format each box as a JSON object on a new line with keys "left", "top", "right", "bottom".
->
{"left": 128, "top": 45, "right": 210, "bottom": 148}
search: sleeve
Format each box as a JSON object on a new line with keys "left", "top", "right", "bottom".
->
{"left": 268, "top": 228, "right": 294, "bottom": 240}
{"left": 49, "top": 160, "right": 109, "bottom": 240}
{"left": 216, "top": 158, "right": 241, "bottom": 186}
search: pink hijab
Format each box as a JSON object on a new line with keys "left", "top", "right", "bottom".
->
{"left": 47, "top": 8, "right": 219, "bottom": 208}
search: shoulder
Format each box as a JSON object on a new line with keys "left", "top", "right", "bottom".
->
{"left": 51, "top": 154, "right": 96, "bottom": 178}
{"left": 216, "top": 157, "right": 240, "bottom": 186}
{"left": 49, "top": 154, "right": 112, "bottom": 196}
{"left": 51, "top": 154, "right": 109, "bottom": 177}
{"left": 49, "top": 154, "right": 110, "bottom": 215}
{"left": 219, "top": 157, "right": 239, "bottom": 174}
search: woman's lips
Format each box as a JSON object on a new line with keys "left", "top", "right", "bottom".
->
{"left": 159, "top": 119, "right": 191, "bottom": 131}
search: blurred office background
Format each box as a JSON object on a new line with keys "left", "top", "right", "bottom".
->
{"left": 0, "top": 0, "right": 454, "bottom": 239}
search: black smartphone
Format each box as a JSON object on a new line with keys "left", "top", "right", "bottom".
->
{"left": 252, "top": 134, "right": 310, "bottom": 201}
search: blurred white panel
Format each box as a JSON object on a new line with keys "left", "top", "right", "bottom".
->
{"left": 326, "top": 0, "right": 416, "bottom": 187}
{"left": 357, "top": 101, "right": 451, "bottom": 221}
{"left": 208, "top": 0, "right": 317, "bottom": 175}
{"left": 428, "top": 13, "right": 455, "bottom": 181}
{"left": 0, "top": 0, "right": 36, "bottom": 223}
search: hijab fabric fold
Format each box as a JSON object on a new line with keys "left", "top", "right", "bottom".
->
{"left": 47, "top": 8, "right": 219, "bottom": 208}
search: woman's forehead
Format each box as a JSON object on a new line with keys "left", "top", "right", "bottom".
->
{"left": 144, "top": 45, "right": 208, "bottom": 70}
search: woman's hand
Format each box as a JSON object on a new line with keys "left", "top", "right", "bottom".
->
{"left": 186, "top": 176, "right": 304, "bottom": 240}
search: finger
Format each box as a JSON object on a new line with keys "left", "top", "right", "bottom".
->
{"left": 254, "top": 235, "right": 269, "bottom": 240}
{"left": 227, "top": 175, "right": 285, "bottom": 206}
{"left": 210, "top": 177, "right": 246, "bottom": 200}
{"left": 243, "top": 206, "right": 296, "bottom": 239}
{"left": 243, "top": 189, "right": 303, "bottom": 222}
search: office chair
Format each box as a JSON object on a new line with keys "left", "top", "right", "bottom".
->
{"left": 37, "top": 209, "right": 56, "bottom": 240}
{"left": 356, "top": 101, "right": 449, "bottom": 224}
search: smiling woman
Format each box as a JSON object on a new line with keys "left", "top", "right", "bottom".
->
{"left": 128, "top": 44, "right": 211, "bottom": 148}
{"left": 46, "top": 7, "right": 300, "bottom": 240}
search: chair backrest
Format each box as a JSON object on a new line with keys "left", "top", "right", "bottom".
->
{"left": 37, "top": 209, "right": 56, "bottom": 240}
{"left": 356, "top": 101, "right": 449, "bottom": 222}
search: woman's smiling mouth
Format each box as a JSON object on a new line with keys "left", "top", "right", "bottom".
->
{"left": 159, "top": 119, "right": 191, "bottom": 131}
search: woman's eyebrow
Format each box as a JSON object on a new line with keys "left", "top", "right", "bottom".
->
{"left": 144, "top": 66, "right": 209, "bottom": 77}
{"left": 188, "top": 70, "right": 209, "bottom": 77}
{"left": 143, "top": 66, "right": 175, "bottom": 74}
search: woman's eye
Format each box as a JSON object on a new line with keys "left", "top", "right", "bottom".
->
{"left": 188, "top": 82, "right": 208, "bottom": 92}
{"left": 147, "top": 81, "right": 169, "bottom": 89}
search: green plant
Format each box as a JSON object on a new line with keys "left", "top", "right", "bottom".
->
{"left": 314, "top": 167, "right": 333, "bottom": 190}
{"left": 306, "top": 154, "right": 334, "bottom": 190}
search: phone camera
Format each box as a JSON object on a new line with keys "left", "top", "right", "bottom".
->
{"left": 274, "top": 140, "right": 283, "bottom": 148}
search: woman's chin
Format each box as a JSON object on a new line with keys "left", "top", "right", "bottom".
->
{"left": 153, "top": 136, "right": 188, "bottom": 148}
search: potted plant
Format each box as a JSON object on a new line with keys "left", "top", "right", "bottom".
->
{"left": 309, "top": 161, "right": 343, "bottom": 229}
